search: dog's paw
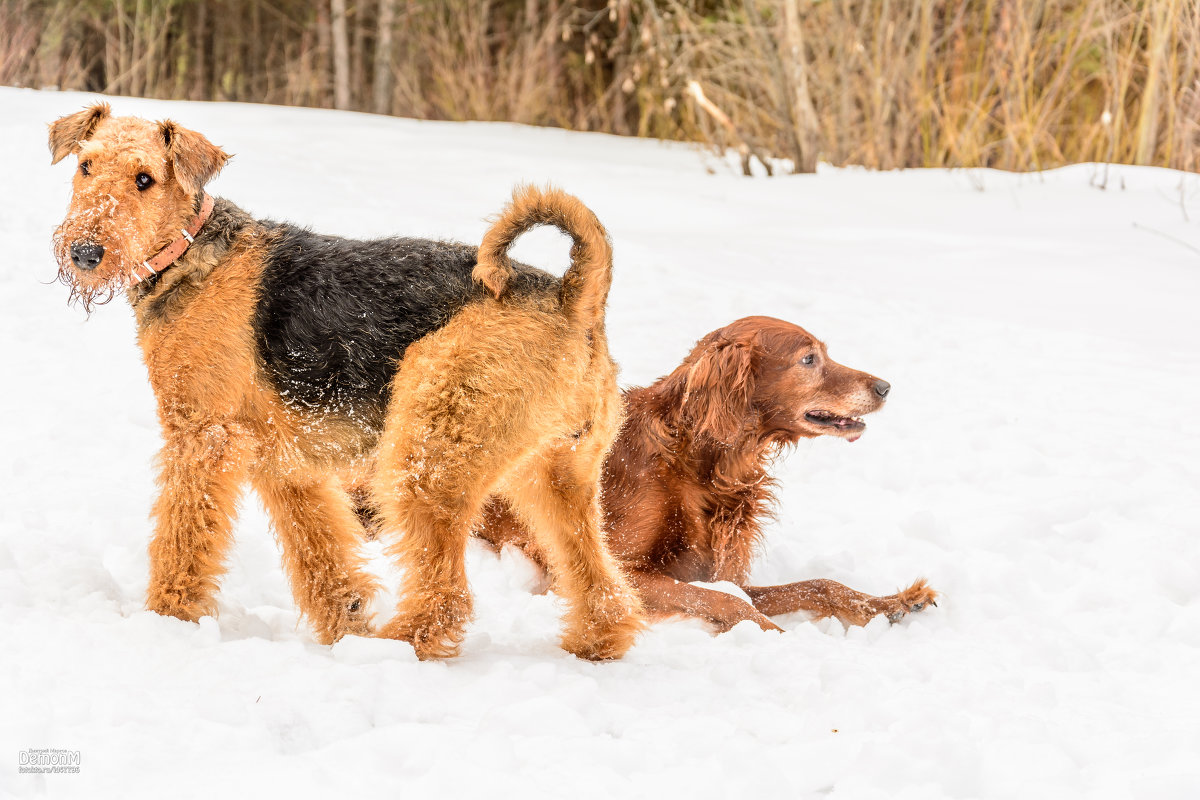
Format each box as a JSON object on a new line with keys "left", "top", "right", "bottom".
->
{"left": 146, "top": 584, "right": 216, "bottom": 623}
{"left": 378, "top": 589, "right": 473, "bottom": 660}
{"left": 883, "top": 578, "right": 939, "bottom": 623}
{"left": 562, "top": 624, "right": 641, "bottom": 661}
{"left": 561, "top": 590, "right": 647, "bottom": 660}
{"left": 409, "top": 629, "right": 467, "bottom": 661}
{"left": 378, "top": 616, "right": 466, "bottom": 660}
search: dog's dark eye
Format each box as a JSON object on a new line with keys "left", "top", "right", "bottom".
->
{"left": 135, "top": 173, "right": 155, "bottom": 191}
{"left": 79, "top": 161, "right": 91, "bottom": 177}
{"left": 801, "top": 354, "right": 816, "bottom": 366}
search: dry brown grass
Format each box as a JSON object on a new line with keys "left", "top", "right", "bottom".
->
{"left": 4, "top": 0, "right": 1198, "bottom": 172}
{"left": 635, "top": 0, "right": 1200, "bottom": 173}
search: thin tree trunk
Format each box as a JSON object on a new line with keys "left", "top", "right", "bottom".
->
{"left": 331, "top": 0, "right": 351, "bottom": 110}
{"left": 316, "top": 0, "right": 333, "bottom": 107}
{"left": 130, "top": 0, "right": 144, "bottom": 96}
{"left": 353, "top": 1, "right": 368, "bottom": 109}
{"left": 404, "top": 0, "right": 422, "bottom": 117}
{"left": 115, "top": 0, "right": 129, "bottom": 94}
{"left": 297, "top": 26, "right": 316, "bottom": 106}
{"left": 250, "top": 0, "right": 263, "bottom": 100}
{"left": 782, "top": 0, "right": 820, "bottom": 173}
{"left": 193, "top": 0, "right": 207, "bottom": 100}
{"left": 1135, "top": 0, "right": 1177, "bottom": 164}
{"left": 373, "top": 0, "right": 396, "bottom": 114}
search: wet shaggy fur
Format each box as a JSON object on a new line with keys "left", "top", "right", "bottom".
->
{"left": 49, "top": 103, "right": 645, "bottom": 660}
{"left": 477, "top": 316, "right": 938, "bottom": 632}
{"left": 254, "top": 231, "right": 556, "bottom": 432}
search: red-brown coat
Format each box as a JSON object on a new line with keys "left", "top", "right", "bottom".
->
{"left": 478, "top": 316, "right": 936, "bottom": 631}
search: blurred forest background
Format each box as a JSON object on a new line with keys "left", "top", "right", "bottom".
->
{"left": 3, "top": 0, "right": 1199, "bottom": 174}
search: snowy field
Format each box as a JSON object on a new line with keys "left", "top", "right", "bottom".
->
{"left": 2, "top": 87, "right": 1199, "bottom": 799}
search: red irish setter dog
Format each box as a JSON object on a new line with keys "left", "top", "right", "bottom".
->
{"left": 475, "top": 316, "right": 937, "bottom": 633}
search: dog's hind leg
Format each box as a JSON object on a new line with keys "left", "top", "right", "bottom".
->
{"left": 370, "top": 299, "right": 645, "bottom": 660}
{"left": 254, "top": 473, "right": 380, "bottom": 644}
{"left": 371, "top": 410, "right": 508, "bottom": 659}
{"left": 374, "top": 487, "right": 483, "bottom": 660}
{"left": 146, "top": 422, "right": 251, "bottom": 622}
{"left": 369, "top": 324, "right": 526, "bottom": 660}
{"left": 503, "top": 447, "right": 646, "bottom": 660}
{"left": 744, "top": 578, "right": 938, "bottom": 627}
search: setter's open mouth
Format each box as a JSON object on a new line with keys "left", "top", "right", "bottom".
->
{"left": 804, "top": 410, "right": 866, "bottom": 433}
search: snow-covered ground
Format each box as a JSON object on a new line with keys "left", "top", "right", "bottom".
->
{"left": 2, "top": 87, "right": 1199, "bottom": 799}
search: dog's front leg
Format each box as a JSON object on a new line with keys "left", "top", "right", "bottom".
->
{"left": 744, "top": 578, "right": 937, "bottom": 627}
{"left": 628, "top": 570, "right": 783, "bottom": 633}
{"left": 146, "top": 422, "right": 250, "bottom": 623}
{"left": 254, "top": 474, "right": 380, "bottom": 644}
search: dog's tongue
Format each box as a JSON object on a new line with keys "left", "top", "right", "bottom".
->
{"left": 847, "top": 434, "right": 862, "bottom": 443}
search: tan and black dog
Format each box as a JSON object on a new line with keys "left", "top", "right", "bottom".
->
{"left": 49, "top": 103, "right": 645, "bottom": 660}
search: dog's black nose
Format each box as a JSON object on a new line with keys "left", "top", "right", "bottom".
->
{"left": 873, "top": 379, "right": 891, "bottom": 398}
{"left": 70, "top": 242, "right": 105, "bottom": 271}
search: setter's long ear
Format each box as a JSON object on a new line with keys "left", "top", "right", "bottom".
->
{"left": 48, "top": 103, "right": 111, "bottom": 164}
{"left": 159, "top": 120, "right": 230, "bottom": 195}
{"left": 682, "top": 340, "right": 757, "bottom": 443}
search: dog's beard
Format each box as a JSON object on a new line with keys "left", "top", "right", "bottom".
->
{"left": 51, "top": 195, "right": 142, "bottom": 314}
{"left": 51, "top": 227, "right": 128, "bottom": 315}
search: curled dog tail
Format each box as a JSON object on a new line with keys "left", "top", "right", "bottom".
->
{"left": 474, "top": 185, "right": 613, "bottom": 327}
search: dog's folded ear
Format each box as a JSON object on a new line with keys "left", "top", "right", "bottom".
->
{"left": 159, "top": 121, "right": 230, "bottom": 196}
{"left": 49, "top": 103, "right": 111, "bottom": 164}
{"left": 683, "top": 340, "right": 757, "bottom": 443}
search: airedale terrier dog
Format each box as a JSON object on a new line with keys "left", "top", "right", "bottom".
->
{"left": 49, "top": 103, "right": 645, "bottom": 660}
{"left": 478, "top": 316, "right": 937, "bottom": 632}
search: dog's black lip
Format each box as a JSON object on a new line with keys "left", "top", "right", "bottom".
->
{"left": 804, "top": 410, "right": 866, "bottom": 431}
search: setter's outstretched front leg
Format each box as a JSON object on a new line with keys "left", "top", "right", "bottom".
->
{"left": 744, "top": 578, "right": 937, "bottom": 627}
{"left": 630, "top": 570, "right": 783, "bottom": 633}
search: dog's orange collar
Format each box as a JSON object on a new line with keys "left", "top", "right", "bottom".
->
{"left": 130, "top": 193, "right": 215, "bottom": 285}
